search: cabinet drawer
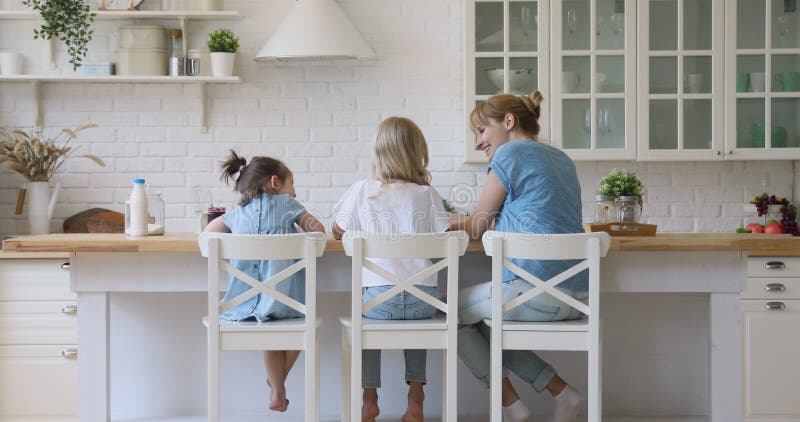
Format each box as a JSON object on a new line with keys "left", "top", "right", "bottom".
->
{"left": 0, "top": 345, "right": 77, "bottom": 419}
{"left": 0, "top": 258, "right": 73, "bottom": 301}
{"left": 743, "top": 278, "right": 800, "bottom": 300}
{"left": 0, "top": 302, "right": 77, "bottom": 345}
{"left": 746, "top": 257, "right": 800, "bottom": 278}
{"left": 741, "top": 300, "right": 800, "bottom": 418}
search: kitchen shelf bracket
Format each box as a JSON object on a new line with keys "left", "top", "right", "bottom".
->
{"left": 33, "top": 80, "right": 42, "bottom": 128}
{"left": 200, "top": 82, "right": 208, "bottom": 134}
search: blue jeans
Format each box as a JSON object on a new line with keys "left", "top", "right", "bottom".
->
{"left": 361, "top": 285, "right": 438, "bottom": 388}
{"left": 457, "top": 278, "right": 585, "bottom": 392}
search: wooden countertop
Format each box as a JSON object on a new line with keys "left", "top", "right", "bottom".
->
{"left": 3, "top": 232, "right": 800, "bottom": 254}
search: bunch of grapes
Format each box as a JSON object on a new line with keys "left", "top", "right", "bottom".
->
{"left": 750, "top": 193, "right": 800, "bottom": 236}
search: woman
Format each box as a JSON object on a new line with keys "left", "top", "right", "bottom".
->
{"left": 451, "top": 90, "right": 586, "bottom": 422}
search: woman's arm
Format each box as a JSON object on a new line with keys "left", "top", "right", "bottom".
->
{"left": 332, "top": 223, "right": 345, "bottom": 240}
{"left": 298, "top": 212, "right": 325, "bottom": 233}
{"left": 450, "top": 170, "right": 507, "bottom": 240}
{"left": 203, "top": 216, "right": 231, "bottom": 233}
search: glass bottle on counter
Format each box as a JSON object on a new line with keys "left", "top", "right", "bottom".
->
{"left": 593, "top": 195, "right": 616, "bottom": 224}
{"left": 146, "top": 186, "right": 165, "bottom": 235}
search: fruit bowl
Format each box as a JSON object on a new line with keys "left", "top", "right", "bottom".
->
{"left": 743, "top": 203, "right": 784, "bottom": 215}
{"left": 485, "top": 68, "right": 533, "bottom": 94}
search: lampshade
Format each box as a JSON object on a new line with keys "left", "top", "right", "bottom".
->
{"left": 255, "top": 0, "right": 375, "bottom": 61}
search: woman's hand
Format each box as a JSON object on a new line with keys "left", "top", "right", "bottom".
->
{"left": 460, "top": 170, "right": 507, "bottom": 240}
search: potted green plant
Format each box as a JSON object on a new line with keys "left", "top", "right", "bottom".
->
{"left": 23, "top": 0, "right": 95, "bottom": 71}
{"left": 208, "top": 28, "right": 239, "bottom": 77}
{"left": 598, "top": 168, "right": 645, "bottom": 222}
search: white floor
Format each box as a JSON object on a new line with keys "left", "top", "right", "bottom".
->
{"left": 118, "top": 416, "right": 709, "bottom": 422}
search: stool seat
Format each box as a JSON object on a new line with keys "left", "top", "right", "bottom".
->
{"left": 483, "top": 317, "right": 589, "bottom": 331}
{"left": 340, "top": 314, "right": 447, "bottom": 331}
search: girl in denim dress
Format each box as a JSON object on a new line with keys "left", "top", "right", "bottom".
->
{"left": 450, "top": 91, "right": 586, "bottom": 422}
{"left": 332, "top": 117, "right": 449, "bottom": 422}
{"left": 204, "top": 150, "right": 324, "bottom": 414}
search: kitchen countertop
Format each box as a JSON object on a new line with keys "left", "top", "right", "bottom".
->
{"left": 2, "top": 232, "right": 800, "bottom": 254}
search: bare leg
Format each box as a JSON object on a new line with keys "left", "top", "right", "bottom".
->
{"left": 502, "top": 376, "right": 521, "bottom": 406}
{"left": 401, "top": 381, "right": 425, "bottom": 422}
{"left": 263, "top": 351, "right": 290, "bottom": 412}
{"left": 362, "top": 388, "right": 380, "bottom": 422}
{"left": 545, "top": 374, "right": 567, "bottom": 397}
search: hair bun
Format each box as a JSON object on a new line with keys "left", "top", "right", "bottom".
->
{"left": 519, "top": 91, "right": 543, "bottom": 117}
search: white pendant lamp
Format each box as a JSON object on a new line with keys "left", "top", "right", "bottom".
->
{"left": 255, "top": 0, "right": 375, "bottom": 61}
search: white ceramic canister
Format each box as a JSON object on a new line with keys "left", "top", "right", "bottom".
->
{"left": 116, "top": 48, "right": 169, "bottom": 75}
{"left": 186, "top": 0, "right": 222, "bottom": 10}
{"left": 188, "top": 48, "right": 211, "bottom": 76}
{"left": 118, "top": 25, "right": 167, "bottom": 50}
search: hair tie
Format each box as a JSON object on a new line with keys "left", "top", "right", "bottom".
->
{"left": 238, "top": 164, "right": 245, "bottom": 172}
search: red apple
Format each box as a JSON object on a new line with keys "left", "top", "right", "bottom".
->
{"left": 765, "top": 223, "right": 784, "bottom": 234}
{"left": 746, "top": 223, "right": 764, "bottom": 233}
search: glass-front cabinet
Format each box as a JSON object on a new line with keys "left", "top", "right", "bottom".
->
{"left": 637, "top": 0, "right": 724, "bottom": 160}
{"left": 725, "top": 0, "right": 800, "bottom": 159}
{"left": 465, "top": 0, "right": 550, "bottom": 162}
{"left": 551, "top": 0, "right": 637, "bottom": 160}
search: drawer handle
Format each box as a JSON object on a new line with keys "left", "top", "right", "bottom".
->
{"left": 765, "top": 261, "right": 786, "bottom": 270}
{"left": 765, "top": 283, "right": 786, "bottom": 292}
{"left": 61, "top": 305, "right": 77, "bottom": 314}
{"left": 61, "top": 348, "right": 78, "bottom": 359}
{"left": 61, "top": 262, "right": 70, "bottom": 270}
{"left": 765, "top": 302, "right": 786, "bottom": 311}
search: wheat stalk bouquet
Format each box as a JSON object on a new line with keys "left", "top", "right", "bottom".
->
{"left": 0, "top": 124, "right": 105, "bottom": 182}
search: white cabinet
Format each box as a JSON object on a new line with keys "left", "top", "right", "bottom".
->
{"left": 465, "top": 0, "right": 551, "bottom": 163}
{"left": 742, "top": 256, "right": 800, "bottom": 421}
{"left": 552, "top": 0, "right": 637, "bottom": 160}
{"left": 724, "top": 0, "right": 800, "bottom": 160}
{"left": 0, "top": 254, "right": 77, "bottom": 421}
{"left": 637, "top": 0, "right": 725, "bottom": 161}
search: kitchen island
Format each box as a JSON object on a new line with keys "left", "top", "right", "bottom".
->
{"left": 3, "top": 233, "right": 799, "bottom": 421}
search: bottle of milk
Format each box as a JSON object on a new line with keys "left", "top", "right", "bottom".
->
{"left": 128, "top": 178, "right": 149, "bottom": 237}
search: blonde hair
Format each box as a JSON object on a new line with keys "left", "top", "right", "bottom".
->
{"left": 371, "top": 116, "right": 431, "bottom": 185}
{"left": 470, "top": 90, "right": 544, "bottom": 139}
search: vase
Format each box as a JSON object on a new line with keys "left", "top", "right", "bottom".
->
{"left": 27, "top": 181, "right": 61, "bottom": 235}
{"left": 210, "top": 52, "right": 235, "bottom": 77}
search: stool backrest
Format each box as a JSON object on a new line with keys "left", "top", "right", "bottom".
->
{"left": 481, "top": 231, "right": 610, "bottom": 324}
{"left": 198, "top": 232, "right": 327, "bottom": 330}
{"left": 342, "top": 231, "right": 469, "bottom": 329}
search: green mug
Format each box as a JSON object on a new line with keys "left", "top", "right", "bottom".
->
{"left": 737, "top": 72, "right": 750, "bottom": 92}
{"left": 775, "top": 71, "right": 799, "bottom": 92}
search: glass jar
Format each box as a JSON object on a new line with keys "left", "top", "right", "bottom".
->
{"left": 593, "top": 195, "right": 616, "bottom": 224}
{"left": 615, "top": 196, "right": 642, "bottom": 223}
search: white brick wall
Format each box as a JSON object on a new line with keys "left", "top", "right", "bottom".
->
{"left": 0, "top": 0, "right": 796, "bottom": 234}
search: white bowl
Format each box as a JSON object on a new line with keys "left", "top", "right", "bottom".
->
{"left": 485, "top": 68, "right": 533, "bottom": 94}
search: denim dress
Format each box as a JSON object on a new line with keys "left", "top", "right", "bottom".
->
{"left": 219, "top": 193, "right": 307, "bottom": 322}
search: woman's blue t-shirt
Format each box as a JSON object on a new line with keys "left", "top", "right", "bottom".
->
{"left": 488, "top": 140, "right": 587, "bottom": 291}
{"left": 219, "top": 193, "right": 307, "bottom": 321}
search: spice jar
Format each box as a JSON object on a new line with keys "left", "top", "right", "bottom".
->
{"left": 593, "top": 195, "right": 616, "bottom": 224}
{"left": 615, "top": 196, "right": 642, "bottom": 223}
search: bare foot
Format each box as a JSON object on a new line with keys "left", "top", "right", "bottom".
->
{"left": 401, "top": 398, "right": 423, "bottom": 422}
{"left": 362, "top": 389, "right": 380, "bottom": 422}
{"left": 266, "top": 380, "right": 289, "bottom": 412}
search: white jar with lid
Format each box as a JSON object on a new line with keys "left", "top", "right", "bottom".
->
{"left": 188, "top": 48, "right": 211, "bottom": 76}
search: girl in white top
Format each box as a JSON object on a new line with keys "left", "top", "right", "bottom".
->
{"left": 333, "top": 116, "right": 449, "bottom": 422}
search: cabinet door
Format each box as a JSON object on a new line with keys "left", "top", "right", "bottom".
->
{"left": 465, "top": 0, "right": 551, "bottom": 163}
{"left": 638, "top": 0, "right": 724, "bottom": 160}
{"left": 0, "top": 345, "right": 78, "bottom": 419}
{"left": 741, "top": 300, "right": 800, "bottom": 419}
{"left": 725, "top": 0, "right": 800, "bottom": 159}
{"left": 551, "top": 0, "right": 637, "bottom": 160}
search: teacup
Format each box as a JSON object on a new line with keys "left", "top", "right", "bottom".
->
{"left": 750, "top": 72, "right": 766, "bottom": 92}
{"left": 774, "top": 71, "right": 799, "bottom": 92}
{"left": 736, "top": 72, "right": 750, "bottom": 92}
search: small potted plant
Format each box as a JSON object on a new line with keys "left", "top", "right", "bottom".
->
{"left": 0, "top": 124, "right": 105, "bottom": 234}
{"left": 23, "top": 0, "right": 95, "bottom": 71}
{"left": 598, "top": 168, "right": 645, "bottom": 222}
{"left": 207, "top": 28, "right": 239, "bottom": 77}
